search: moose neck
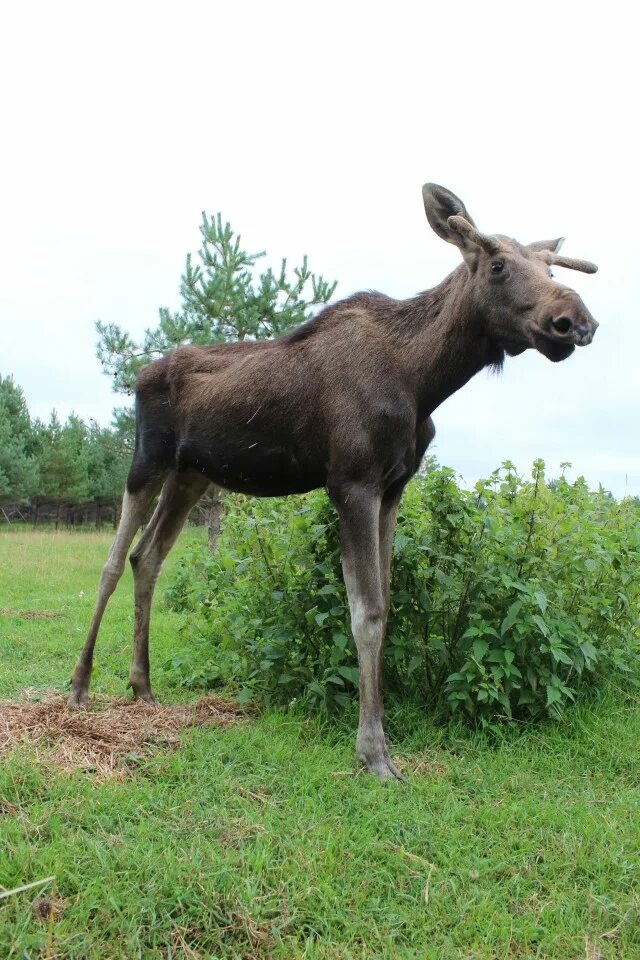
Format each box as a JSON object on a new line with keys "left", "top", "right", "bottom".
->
{"left": 393, "top": 265, "right": 499, "bottom": 418}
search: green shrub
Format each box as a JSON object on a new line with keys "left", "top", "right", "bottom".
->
{"left": 166, "top": 462, "right": 640, "bottom": 723}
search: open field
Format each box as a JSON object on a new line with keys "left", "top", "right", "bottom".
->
{"left": 0, "top": 529, "right": 639, "bottom": 958}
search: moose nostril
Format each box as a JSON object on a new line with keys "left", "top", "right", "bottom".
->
{"left": 551, "top": 316, "right": 572, "bottom": 335}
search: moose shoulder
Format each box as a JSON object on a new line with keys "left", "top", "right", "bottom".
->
{"left": 69, "top": 183, "right": 598, "bottom": 780}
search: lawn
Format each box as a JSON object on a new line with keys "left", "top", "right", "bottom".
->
{"left": 0, "top": 529, "right": 638, "bottom": 958}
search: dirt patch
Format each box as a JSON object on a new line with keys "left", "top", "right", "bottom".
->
{"left": 0, "top": 608, "right": 62, "bottom": 620}
{"left": 0, "top": 692, "right": 247, "bottom": 780}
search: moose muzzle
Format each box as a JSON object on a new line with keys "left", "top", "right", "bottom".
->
{"left": 536, "top": 294, "right": 599, "bottom": 361}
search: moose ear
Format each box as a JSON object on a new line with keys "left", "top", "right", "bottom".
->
{"left": 422, "top": 183, "right": 478, "bottom": 244}
{"left": 528, "top": 237, "right": 565, "bottom": 254}
{"left": 422, "top": 183, "right": 496, "bottom": 266}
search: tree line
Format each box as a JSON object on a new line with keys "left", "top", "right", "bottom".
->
{"left": 0, "top": 377, "right": 131, "bottom": 524}
{"left": 1, "top": 212, "right": 336, "bottom": 528}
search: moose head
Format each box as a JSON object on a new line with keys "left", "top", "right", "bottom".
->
{"left": 422, "top": 183, "right": 598, "bottom": 363}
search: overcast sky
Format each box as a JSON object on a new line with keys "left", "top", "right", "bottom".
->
{"left": 1, "top": 2, "right": 638, "bottom": 496}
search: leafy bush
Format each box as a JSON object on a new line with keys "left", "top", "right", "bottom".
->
{"left": 166, "top": 462, "right": 640, "bottom": 723}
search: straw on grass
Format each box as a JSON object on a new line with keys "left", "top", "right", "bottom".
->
{"left": 0, "top": 692, "right": 247, "bottom": 780}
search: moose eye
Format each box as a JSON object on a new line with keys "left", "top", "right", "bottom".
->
{"left": 490, "top": 260, "right": 505, "bottom": 274}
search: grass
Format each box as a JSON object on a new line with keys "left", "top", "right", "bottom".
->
{"left": 0, "top": 528, "right": 639, "bottom": 958}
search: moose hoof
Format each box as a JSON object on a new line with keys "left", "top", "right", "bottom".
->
{"left": 67, "top": 689, "right": 89, "bottom": 710}
{"left": 359, "top": 751, "right": 406, "bottom": 782}
{"left": 137, "top": 692, "right": 156, "bottom": 705}
{"left": 130, "top": 686, "right": 156, "bottom": 705}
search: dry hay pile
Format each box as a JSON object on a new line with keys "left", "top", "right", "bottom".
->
{"left": 0, "top": 692, "right": 246, "bottom": 780}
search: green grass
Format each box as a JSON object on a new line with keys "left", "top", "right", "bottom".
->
{"left": 0, "top": 529, "right": 639, "bottom": 958}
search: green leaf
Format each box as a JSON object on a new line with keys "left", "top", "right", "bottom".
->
{"left": 550, "top": 646, "right": 573, "bottom": 665}
{"left": 546, "top": 685, "right": 563, "bottom": 705}
{"left": 534, "top": 590, "right": 548, "bottom": 614}
{"left": 318, "top": 584, "right": 337, "bottom": 595}
{"left": 579, "top": 641, "right": 598, "bottom": 663}
{"left": 336, "top": 665, "right": 359, "bottom": 685}
{"left": 531, "top": 615, "right": 549, "bottom": 638}
{"left": 501, "top": 600, "right": 522, "bottom": 636}
{"left": 326, "top": 675, "right": 345, "bottom": 687}
{"left": 472, "top": 639, "right": 489, "bottom": 661}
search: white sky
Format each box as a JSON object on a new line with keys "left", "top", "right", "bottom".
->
{"left": 1, "top": 1, "right": 638, "bottom": 495}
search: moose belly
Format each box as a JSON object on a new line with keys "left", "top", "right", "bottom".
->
{"left": 176, "top": 429, "right": 327, "bottom": 497}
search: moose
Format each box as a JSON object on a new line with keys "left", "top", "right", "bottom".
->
{"left": 69, "top": 184, "right": 598, "bottom": 779}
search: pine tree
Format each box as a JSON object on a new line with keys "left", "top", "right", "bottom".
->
{"left": 34, "top": 413, "right": 91, "bottom": 524}
{"left": 86, "top": 420, "right": 130, "bottom": 507}
{"left": 96, "top": 212, "right": 337, "bottom": 394}
{"left": 0, "top": 375, "right": 39, "bottom": 505}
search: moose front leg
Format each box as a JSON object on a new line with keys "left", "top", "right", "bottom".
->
{"left": 333, "top": 484, "right": 404, "bottom": 781}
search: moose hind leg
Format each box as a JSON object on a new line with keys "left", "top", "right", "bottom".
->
{"left": 68, "top": 485, "right": 159, "bottom": 708}
{"left": 334, "top": 484, "right": 404, "bottom": 781}
{"left": 127, "top": 472, "right": 209, "bottom": 702}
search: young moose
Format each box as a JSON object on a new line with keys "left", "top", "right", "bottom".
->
{"left": 69, "top": 184, "right": 599, "bottom": 779}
